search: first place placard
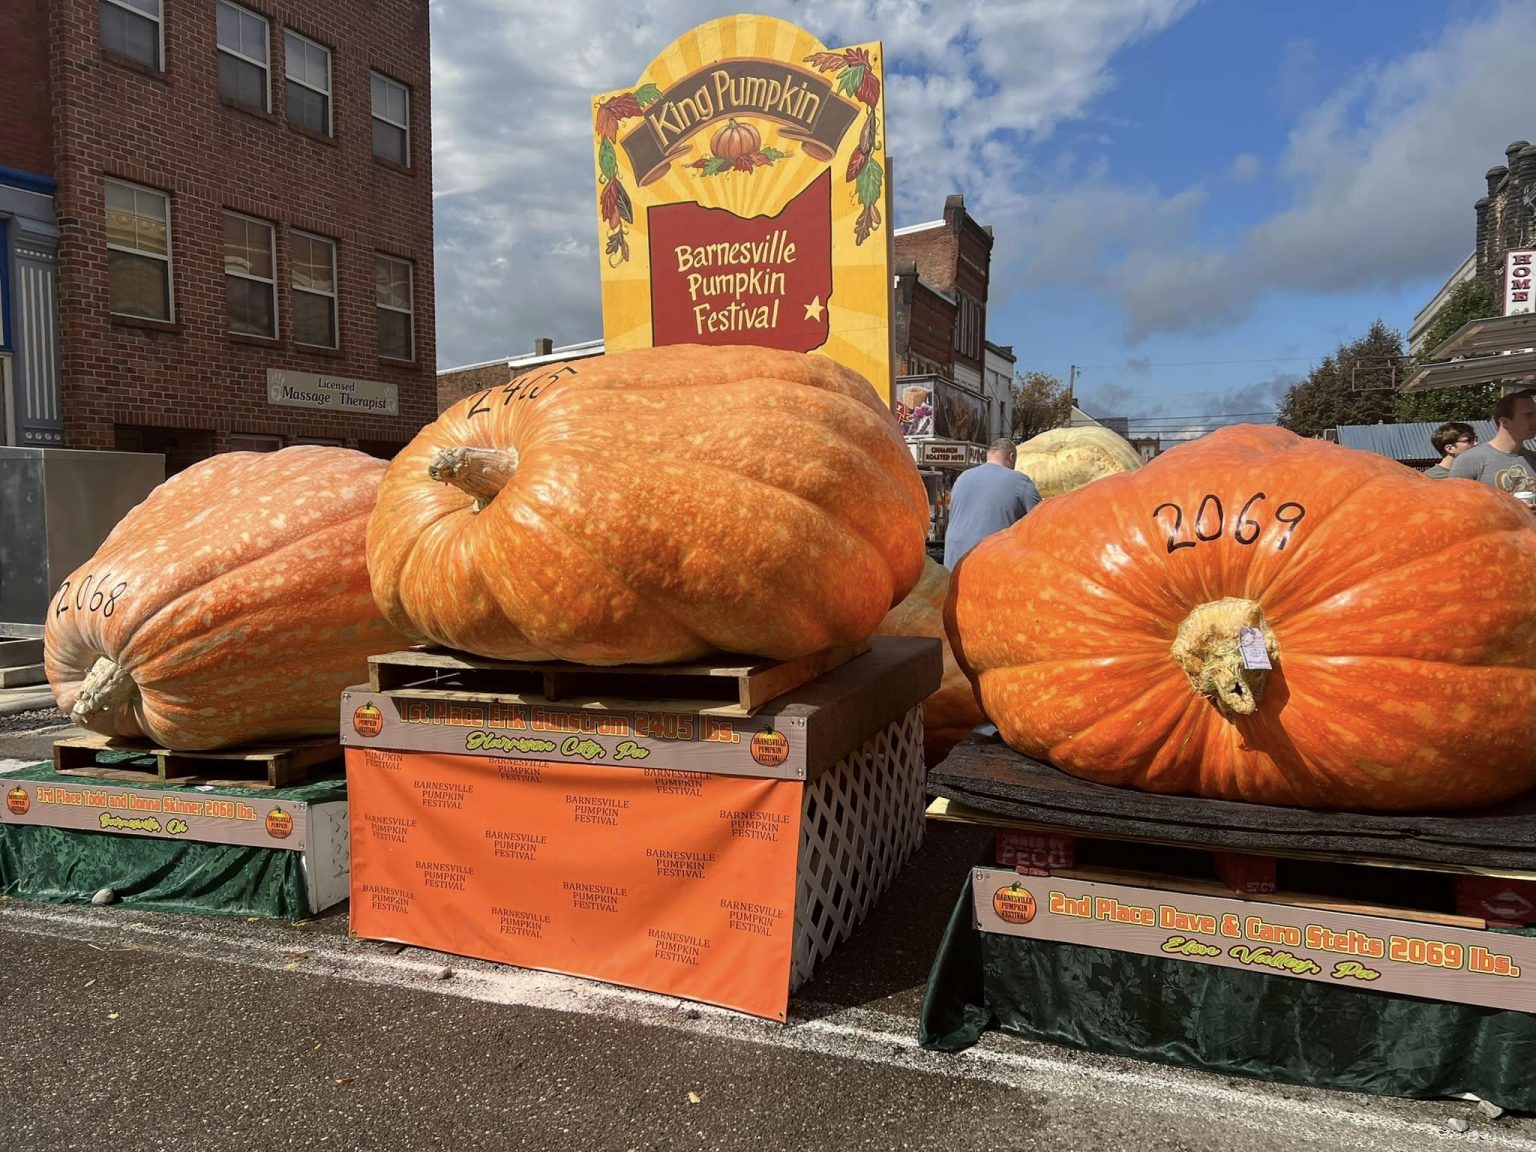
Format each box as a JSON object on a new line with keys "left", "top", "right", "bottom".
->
{"left": 592, "top": 14, "right": 894, "bottom": 405}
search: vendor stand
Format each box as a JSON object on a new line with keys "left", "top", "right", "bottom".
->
{"left": 917, "top": 730, "right": 1536, "bottom": 1112}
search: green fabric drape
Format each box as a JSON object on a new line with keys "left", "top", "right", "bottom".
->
{"left": 919, "top": 870, "right": 1536, "bottom": 1112}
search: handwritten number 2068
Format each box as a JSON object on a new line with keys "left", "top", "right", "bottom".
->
{"left": 1153, "top": 493, "right": 1306, "bottom": 554}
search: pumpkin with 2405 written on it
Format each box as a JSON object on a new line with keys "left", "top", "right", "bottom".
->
{"left": 947, "top": 424, "right": 1536, "bottom": 812}
{"left": 45, "top": 446, "right": 410, "bottom": 751}
{"left": 367, "top": 344, "right": 930, "bottom": 664}
{"left": 875, "top": 556, "right": 984, "bottom": 766}
{"left": 1013, "top": 424, "right": 1141, "bottom": 498}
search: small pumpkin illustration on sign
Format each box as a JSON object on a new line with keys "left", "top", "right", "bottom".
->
{"left": 352, "top": 702, "right": 383, "bottom": 738}
{"left": 265, "top": 807, "right": 294, "bottom": 839}
{"left": 749, "top": 725, "right": 791, "bottom": 768}
{"left": 992, "top": 883, "right": 1037, "bottom": 925}
{"left": 688, "top": 119, "right": 789, "bottom": 176}
{"left": 6, "top": 786, "right": 29, "bottom": 816}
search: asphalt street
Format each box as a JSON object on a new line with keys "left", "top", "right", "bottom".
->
{"left": 3, "top": 704, "right": 1535, "bottom": 1150}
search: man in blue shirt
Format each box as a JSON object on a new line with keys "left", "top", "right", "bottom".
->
{"left": 943, "top": 437, "right": 1042, "bottom": 569}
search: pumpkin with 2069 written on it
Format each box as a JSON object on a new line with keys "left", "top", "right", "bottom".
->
{"left": 875, "top": 556, "right": 984, "bottom": 766}
{"left": 947, "top": 424, "right": 1536, "bottom": 812}
{"left": 1013, "top": 424, "right": 1141, "bottom": 498}
{"left": 45, "top": 446, "right": 411, "bottom": 751}
{"left": 367, "top": 344, "right": 929, "bottom": 664}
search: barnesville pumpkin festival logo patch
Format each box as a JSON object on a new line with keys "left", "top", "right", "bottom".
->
{"left": 353, "top": 702, "right": 384, "bottom": 739}
{"left": 992, "top": 883, "right": 1038, "bottom": 925}
{"left": 6, "top": 786, "right": 29, "bottom": 816}
{"left": 748, "top": 725, "right": 791, "bottom": 768}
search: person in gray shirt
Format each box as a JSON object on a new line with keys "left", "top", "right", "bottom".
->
{"left": 943, "top": 438, "right": 1042, "bottom": 569}
{"left": 1449, "top": 388, "right": 1536, "bottom": 487}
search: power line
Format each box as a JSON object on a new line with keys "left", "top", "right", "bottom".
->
{"left": 1069, "top": 355, "right": 1317, "bottom": 369}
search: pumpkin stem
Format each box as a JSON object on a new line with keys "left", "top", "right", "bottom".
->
{"left": 428, "top": 446, "right": 519, "bottom": 511}
{"left": 70, "top": 656, "right": 139, "bottom": 732}
{"left": 1170, "top": 598, "right": 1278, "bottom": 719}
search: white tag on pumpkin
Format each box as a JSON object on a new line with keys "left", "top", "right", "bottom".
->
{"left": 1239, "top": 626, "right": 1272, "bottom": 670}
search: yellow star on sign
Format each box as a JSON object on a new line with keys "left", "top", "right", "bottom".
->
{"left": 803, "top": 296, "right": 825, "bottom": 322}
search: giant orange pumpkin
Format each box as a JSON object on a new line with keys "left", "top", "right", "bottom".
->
{"left": 45, "top": 446, "right": 409, "bottom": 751}
{"left": 367, "top": 345, "right": 929, "bottom": 664}
{"left": 875, "top": 556, "right": 984, "bottom": 766}
{"left": 948, "top": 424, "right": 1536, "bottom": 812}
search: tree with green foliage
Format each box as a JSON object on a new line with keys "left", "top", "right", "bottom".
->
{"left": 1276, "top": 320, "right": 1404, "bottom": 439}
{"left": 1010, "top": 370, "right": 1073, "bottom": 441}
{"left": 1392, "top": 278, "right": 1501, "bottom": 424}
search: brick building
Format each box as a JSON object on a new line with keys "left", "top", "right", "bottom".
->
{"left": 0, "top": 0, "right": 435, "bottom": 471}
{"left": 1476, "top": 139, "right": 1536, "bottom": 300}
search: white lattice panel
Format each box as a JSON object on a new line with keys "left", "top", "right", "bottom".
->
{"left": 790, "top": 705, "right": 926, "bottom": 990}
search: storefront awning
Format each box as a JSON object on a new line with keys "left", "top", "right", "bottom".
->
{"left": 1429, "top": 313, "right": 1536, "bottom": 358}
{"left": 1400, "top": 349, "right": 1536, "bottom": 393}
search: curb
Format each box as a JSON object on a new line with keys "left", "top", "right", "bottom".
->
{"left": 0, "top": 691, "right": 61, "bottom": 719}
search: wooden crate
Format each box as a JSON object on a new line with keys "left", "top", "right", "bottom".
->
{"left": 366, "top": 642, "right": 868, "bottom": 717}
{"left": 53, "top": 731, "right": 341, "bottom": 789}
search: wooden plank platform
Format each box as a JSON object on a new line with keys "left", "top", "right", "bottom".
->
{"left": 53, "top": 732, "right": 341, "bottom": 789}
{"left": 930, "top": 730, "right": 1536, "bottom": 872}
{"left": 366, "top": 642, "right": 868, "bottom": 716}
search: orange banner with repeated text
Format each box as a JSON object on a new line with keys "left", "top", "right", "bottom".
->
{"left": 593, "top": 14, "right": 894, "bottom": 404}
{"left": 347, "top": 748, "right": 802, "bottom": 1020}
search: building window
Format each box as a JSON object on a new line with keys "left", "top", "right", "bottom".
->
{"left": 375, "top": 254, "right": 414, "bottom": 359}
{"left": 100, "top": 0, "right": 162, "bottom": 70}
{"left": 217, "top": 1, "right": 269, "bottom": 112}
{"left": 105, "top": 179, "right": 172, "bottom": 321}
{"left": 224, "top": 212, "right": 275, "bottom": 337}
{"left": 229, "top": 434, "right": 282, "bottom": 452}
{"left": 292, "top": 232, "right": 338, "bottom": 347}
{"left": 371, "top": 72, "right": 410, "bottom": 165}
{"left": 284, "top": 31, "right": 331, "bottom": 136}
{"left": 953, "top": 294, "right": 982, "bottom": 361}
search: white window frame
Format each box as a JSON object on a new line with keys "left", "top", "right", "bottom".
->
{"left": 105, "top": 178, "right": 173, "bottom": 322}
{"left": 370, "top": 71, "right": 410, "bottom": 165}
{"left": 100, "top": 0, "right": 164, "bottom": 70}
{"left": 291, "top": 230, "right": 339, "bottom": 348}
{"left": 216, "top": 1, "right": 270, "bottom": 113}
{"left": 223, "top": 210, "right": 277, "bottom": 338}
{"left": 375, "top": 254, "right": 414, "bottom": 360}
{"left": 283, "top": 29, "right": 332, "bottom": 136}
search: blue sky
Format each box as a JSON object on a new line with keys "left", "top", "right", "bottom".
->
{"left": 428, "top": 0, "right": 1528, "bottom": 440}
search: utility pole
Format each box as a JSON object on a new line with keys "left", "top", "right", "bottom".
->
{"left": 1067, "top": 364, "right": 1079, "bottom": 408}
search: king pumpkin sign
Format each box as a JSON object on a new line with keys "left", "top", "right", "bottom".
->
{"left": 592, "top": 14, "right": 895, "bottom": 404}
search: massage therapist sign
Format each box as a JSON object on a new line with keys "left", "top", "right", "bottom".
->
{"left": 593, "top": 15, "right": 894, "bottom": 404}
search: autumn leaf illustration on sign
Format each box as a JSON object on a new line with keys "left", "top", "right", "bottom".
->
{"left": 595, "top": 83, "right": 661, "bottom": 266}
{"left": 805, "top": 48, "right": 884, "bottom": 244}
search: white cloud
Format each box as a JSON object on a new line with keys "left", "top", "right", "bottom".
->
{"left": 1109, "top": 1, "right": 1532, "bottom": 339}
{"left": 1229, "top": 152, "right": 1260, "bottom": 180}
{"left": 427, "top": 0, "right": 1200, "bottom": 366}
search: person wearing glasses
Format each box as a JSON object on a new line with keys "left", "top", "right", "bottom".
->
{"left": 1424, "top": 421, "right": 1477, "bottom": 478}
{"left": 1450, "top": 389, "right": 1536, "bottom": 486}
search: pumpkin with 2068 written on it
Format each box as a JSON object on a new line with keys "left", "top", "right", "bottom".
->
{"left": 1013, "top": 424, "right": 1141, "bottom": 498}
{"left": 367, "top": 344, "right": 930, "bottom": 665}
{"left": 45, "top": 446, "right": 411, "bottom": 751}
{"left": 875, "top": 556, "right": 984, "bottom": 766}
{"left": 947, "top": 424, "right": 1536, "bottom": 812}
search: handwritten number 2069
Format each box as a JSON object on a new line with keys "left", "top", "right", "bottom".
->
{"left": 1153, "top": 493, "right": 1306, "bottom": 554}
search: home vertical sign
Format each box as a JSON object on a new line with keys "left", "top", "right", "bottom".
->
{"left": 592, "top": 14, "right": 894, "bottom": 405}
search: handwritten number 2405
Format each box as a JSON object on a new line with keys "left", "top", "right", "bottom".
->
{"left": 1153, "top": 493, "right": 1306, "bottom": 554}
{"left": 466, "top": 363, "right": 578, "bottom": 419}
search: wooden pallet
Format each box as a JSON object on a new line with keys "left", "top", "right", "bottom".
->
{"left": 366, "top": 642, "right": 869, "bottom": 716}
{"left": 52, "top": 732, "right": 341, "bottom": 789}
{"left": 930, "top": 796, "right": 1536, "bottom": 929}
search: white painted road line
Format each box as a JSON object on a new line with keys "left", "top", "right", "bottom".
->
{"left": 1, "top": 902, "right": 1527, "bottom": 1148}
